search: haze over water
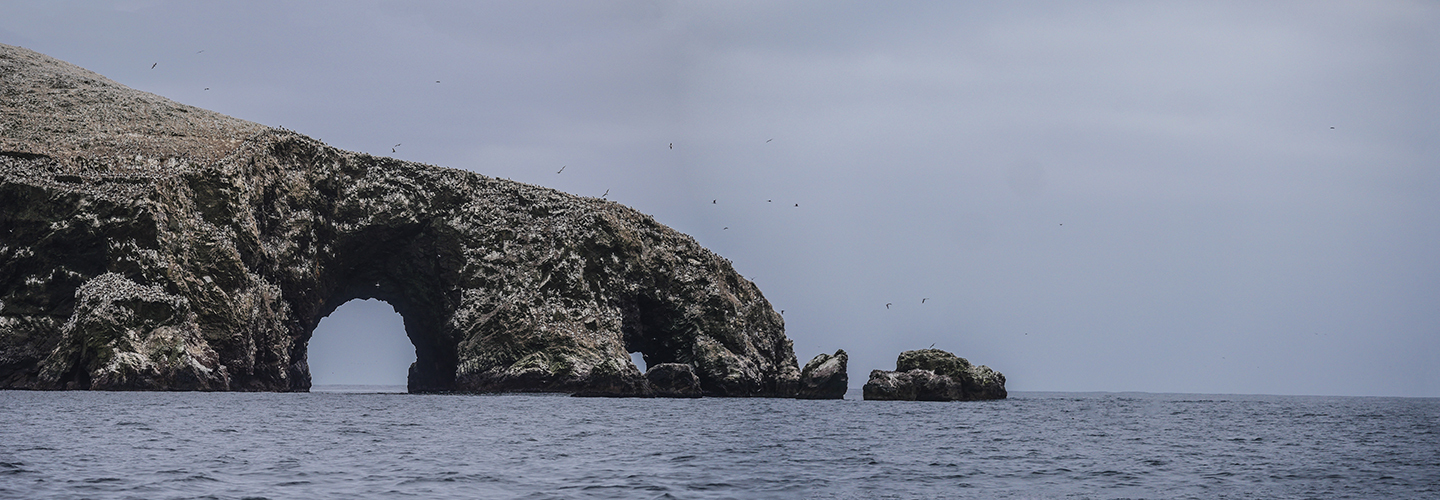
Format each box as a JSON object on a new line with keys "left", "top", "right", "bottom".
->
{"left": 3, "top": 391, "right": 1436, "bottom": 499}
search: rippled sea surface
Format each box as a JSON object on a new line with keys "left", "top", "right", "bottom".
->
{"left": 2, "top": 389, "right": 1436, "bottom": 499}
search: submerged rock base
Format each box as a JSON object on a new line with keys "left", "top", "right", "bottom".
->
{"left": 863, "top": 349, "right": 1006, "bottom": 401}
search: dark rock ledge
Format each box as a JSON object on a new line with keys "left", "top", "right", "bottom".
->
{"left": 862, "top": 349, "right": 1006, "bottom": 401}
{"left": 0, "top": 43, "right": 804, "bottom": 396}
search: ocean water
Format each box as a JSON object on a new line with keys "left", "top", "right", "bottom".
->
{"left": 1, "top": 390, "right": 1435, "bottom": 499}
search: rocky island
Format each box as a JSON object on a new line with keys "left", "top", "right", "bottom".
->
{"left": 0, "top": 43, "right": 820, "bottom": 396}
{"left": 863, "top": 349, "right": 1007, "bottom": 401}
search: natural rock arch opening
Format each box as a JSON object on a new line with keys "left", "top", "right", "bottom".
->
{"left": 620, "top": 294, "right": 691, "bottom": 374}
{"left": 289, "top": 222, "right": 464, "bottom": 393}
{"left": 306, "top": 298, "right": 413, "bottom": 388}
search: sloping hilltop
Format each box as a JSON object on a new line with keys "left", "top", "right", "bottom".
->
{"left": 0, "top": 43, "right": 801, "bottom": 395}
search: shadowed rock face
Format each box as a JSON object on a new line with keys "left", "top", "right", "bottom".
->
{"left": 643, "top": 363, "right": 703, "bottom": 398}
{"left": 0, "top": 44, "right": 800, "bottom": 396}
{"left": 796, "top": 349, "right": 848, "bottom": 399}
{"left": 862, "top": 349, "right": 1005, "bottom": 401}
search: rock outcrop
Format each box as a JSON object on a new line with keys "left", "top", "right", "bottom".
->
{"left": 796, "top": 349, "right": 848, "bottom": 399}
{"left": 643, "top": 363, "right": 703, "bottom": 398}
{"left": 0, "top": 44, "right": 800, "bottom": 396}
{"left": 862, "top": 349, "right": 1006, "bottom": 401}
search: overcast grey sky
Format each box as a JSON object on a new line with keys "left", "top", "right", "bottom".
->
{"left": 5, "top": 1, "right": 1436, "bottom": 396}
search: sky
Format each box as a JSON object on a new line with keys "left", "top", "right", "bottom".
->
{"left": 4, "top": 1, "right": 1436, "bottom": 397}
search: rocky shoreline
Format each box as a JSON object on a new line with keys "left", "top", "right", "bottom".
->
{"left": 0, "top": 44, "right": 1004, "bottom": 400}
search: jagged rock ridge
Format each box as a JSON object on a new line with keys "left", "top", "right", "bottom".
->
{"left": 0, "top": 43, "right": 802, "bottom": 396}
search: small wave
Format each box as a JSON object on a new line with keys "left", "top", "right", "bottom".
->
{"left": 80, "top": 477, "right": 125, "bottom": 483}
{"left": 0, "top": 462, "right": 32, "bottom": 475}
{"left": 177, "top": 473, "right": 221, "bottom": 482}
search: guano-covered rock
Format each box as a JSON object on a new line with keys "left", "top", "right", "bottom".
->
{"left": 0, "top": 43, "right": 801, "bottom": 396}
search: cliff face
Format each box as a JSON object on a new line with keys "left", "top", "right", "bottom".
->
{"left": 0, "top": 44, "right": 800, "bottom": 395}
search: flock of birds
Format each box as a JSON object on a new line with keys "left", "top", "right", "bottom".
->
{"left": 142, "top": 56, "right": 1270, "bottom": 318}
{"left": 543, "top": 138, "right": 942, "bottom": 312}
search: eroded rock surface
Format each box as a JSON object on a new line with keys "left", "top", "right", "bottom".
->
{"left": 862, "top": 349, "right": 1005, "bottom": 401}
{"left": 796, "top": 349, "right": 848, "bottom": 399}
{"left": 0, "top": 44, "right": 800, "bottom": 396}
{"left": 643, "top": 363, "right": 703, "bottom": 398}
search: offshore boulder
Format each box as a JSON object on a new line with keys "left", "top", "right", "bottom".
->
{"left": 796, "top": 349, "right": 848, "bottom": 399}
{"left": 862, "top": 349, "right": 1006, "bottom": 401}
{"left": 0, "top": 43, "right": 800, "bottom": 396}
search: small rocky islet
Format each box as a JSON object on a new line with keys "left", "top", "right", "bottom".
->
{"left": 0, "top": 44, "right": 1003, "bottom": 401}
{"left": 862, "top": 349, "right": 1007, "bottom": 401}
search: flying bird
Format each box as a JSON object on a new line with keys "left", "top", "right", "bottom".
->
{"left": 794, "top": 203, "right": 799, "bottom": 207}
{"left": 922, "top": 298, "right": 928, "bottom": 304}
{"left": 885, "top": 303, "right": 892, "bottom": 309}
{"left": 723, "top": 227, "right": 729, "bottom": 230}
{"left": 1330, "top": 126, "right": 1335, "bottom": 129}
{"left": 601, "top": 189, "right": 609, "bottom": 198}
{"left": 557, "top": 165, "right": 565, "bottom": 174}
{"left": 713, "top": 200, "right": 716, "bottom": 204}
{"left": 204, "top": 88, "right": 209, "bottom": 91}
{"left": 669, "top": 143, "right": 673, "bottom": 149}
{"left": 929, "top": 343, "right": 936, "bottom": 348}
{"left": 150, "top": 63, "right": 157, "bottom": 69}
{"left": 196, "top": 50, "right": 204, "bottom": 54}
{"left": 766, "top": 138, "right": 773, "bottom": 143}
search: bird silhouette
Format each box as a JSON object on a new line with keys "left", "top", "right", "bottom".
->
{"left": 150, "top": 63, "right": 157, "bottom": 69}
{"left": 922, "top": 298, "right": 928, "bottom": 304}
{"left": 885, "top": 303, "right": 892, "bottom": 309}
{"left": 929, "top": 343, "right": 936, "bottom": 349}
{"left": 766, "top": 138, "right": 773, "bottom": 143}
{"left": 601, "top": 189, "right": 609, "bottom": 198}
{"left": 557, "top": 165, "right": 565, "bottom": 174}
{"left": 713, "top": 200, "right": 716, "bottom": 204}
{"left": 669, "top": 143, "right": 673, "bottom": 149}
{"left": 794, "top": 203, "right": 799, "bottom": 207}
{"left": 723, "top": 227, "right": 729, "bottom": 230}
